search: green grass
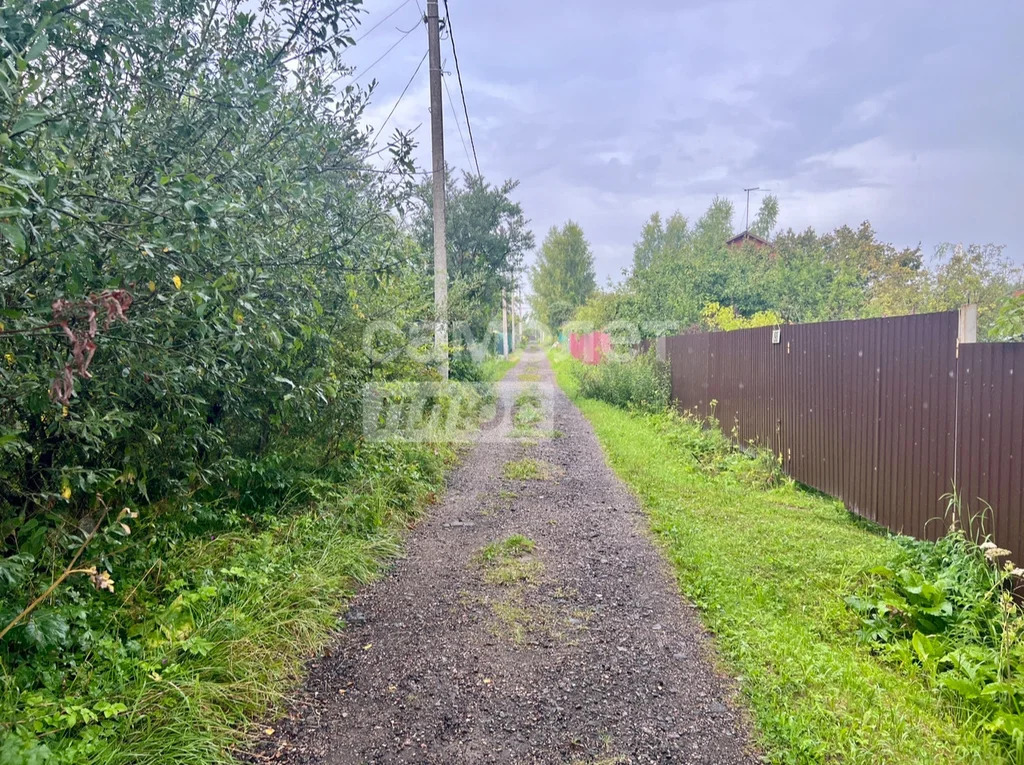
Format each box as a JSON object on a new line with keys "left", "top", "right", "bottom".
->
{"left": 548, "top": 349, "right": 1003, "bottom": 764}
{"left": 511, "top": 387, "right": 545, "bottom": 442}
{"left": 479, "top": 534, "right": 536, "bottom": 561}
{"left": 1, "top": 445, "right": 456, "bottom": 765}
{"left": 477, "top": 535, "right": 541, "bottom": 585}
{"left": 502, "top": 458, "right": 553, "bottom": 481}
{"left": 479, "top": 351, "right": 522, "bottom": 382}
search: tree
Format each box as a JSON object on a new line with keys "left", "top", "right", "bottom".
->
{"left": 530, "top": 222, "right": 596, "bottom": 331}
{"left": 631, "top": 213, "right": 664, "bottom": 274}
{"left": 412, "top": 171, "right": 534, "bottom": 341}
{"left": 923, "top": 243, "right": 1024, "bottom": 337}
{"left": 750, "top": 194, "right": 779, "bottom": 239}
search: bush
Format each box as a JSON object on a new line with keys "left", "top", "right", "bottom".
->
{"left": 0, "top": 0, "right": 456, "bottom": 760}
{"left": 575, "top": 351, "right": 669, "bottom": 413}
{"left": 847, "top": 525, "right": 1024, "bottom": 759}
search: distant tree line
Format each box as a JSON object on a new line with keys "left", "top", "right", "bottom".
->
{"left": 532, "top": 195, "right": 1024, "bottom": 339}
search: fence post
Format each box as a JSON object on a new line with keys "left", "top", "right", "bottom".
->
{"left": 656, "top": 336, "right": 666, "bottom": 362}
{"left": 958, "top": 304, "right": 978, "bottom": 350}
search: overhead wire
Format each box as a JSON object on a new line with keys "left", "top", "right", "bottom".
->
{"left": 442, "top": 58, "right": 473, "bottom": 172}
{"left": 339, "top": 24, "right": 417, "bottom": 89}
{"left": 353, "top": 0, "right": 414, "bottom": 43}
{"left": 442, "top": 0, "right": 480, "bottom": 176}
{"left": 369, "top": 49, "right": 429, "bottom": 151}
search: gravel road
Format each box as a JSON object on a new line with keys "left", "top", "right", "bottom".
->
{"left": 251, "top": 351, "right": 757, "bottom": 764}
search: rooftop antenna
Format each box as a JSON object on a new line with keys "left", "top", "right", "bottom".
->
{"left": 743, "top": 186, "right": 760, "bottom": 234}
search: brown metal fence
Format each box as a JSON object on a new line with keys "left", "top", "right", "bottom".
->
{"left": 663, "top": 311, "right": 1024, "bottom": 562}
{"left": 956, "top": 343, "right": 1024, "bottom": 560}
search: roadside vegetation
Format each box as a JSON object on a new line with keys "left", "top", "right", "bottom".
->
{"left": 480, "top": 352, "right": 522, "bottom": 383}
{"left": 551, "top": 349, "right": 1013, "bottom": 763}
{"left": 574, "top": 349, "right": 669, "bottom": 413}
{"left": 0, "top": 0, "right": 529, "bottom": 761}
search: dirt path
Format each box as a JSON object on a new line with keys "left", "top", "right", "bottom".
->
{"left": 255, "top": 351, "right": 756, "bottom": 764}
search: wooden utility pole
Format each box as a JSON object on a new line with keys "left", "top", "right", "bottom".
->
{"left": 501, "top": 288, "right": 509, "bottom": 359}
{"left": 426, "top": 0, "right": 448, "bottom": 379}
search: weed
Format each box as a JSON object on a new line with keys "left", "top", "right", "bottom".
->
{"left": 477, "top": 536, "right": 541, "bottom": 585}
{"left": 490, "top": 597, "right": 532, "bottom": 645}
{"left": 573, "top": 350, "right": 669, "bottom": 413}
{"left": 847, "top": 520, "right": 1024, "bottom": 760}
{"left": 485, "top": 558, "right": 543, "bottom": 586}
{"left": 503, "top": 458, "right": 555, "bottom": 481}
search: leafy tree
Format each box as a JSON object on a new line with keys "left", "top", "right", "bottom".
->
{"left": 991, "top": 292, "right": 1024, "bottom": 341}
{"left": 412, "top": 171, "right": 534, "bottom": 343}
{"left": 699, "top": 302, "right": 783, "bottom": 331}
{"left": 0, "top": 1, "right": 460, "bottom": 756}
{"left": 631, "top": 213, "right": 664, "bottom": 274}
{"left": 750, "top": 194, "right": 779, "bottom": 239}
{"left": 530, "top": 221, "right": 596, "bottom": 330}
{"left": 616, "top": 194, "right": 1022, "bottom": 338}
{"left": 923, "top": 244, "right": 1024, "bottom": 336}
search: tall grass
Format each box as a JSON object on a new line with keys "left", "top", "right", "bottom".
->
{"left": 573, "top": 351, "right": 669, "bottom": 413}
{"left": 1, "top": 444, "right": 454, "bottom": 764}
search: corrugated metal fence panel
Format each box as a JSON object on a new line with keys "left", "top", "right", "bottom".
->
{"left": 956, "top": 343, "right": 1024, "bottom": 564}
{"left": 568, "top": 332, "right": 612, "bottom": 365}
{"left": 664, "top": 312, "right": 962, "bottom": 546}
{"left": 667, "top": 333, "right": 710, "bottom": 418}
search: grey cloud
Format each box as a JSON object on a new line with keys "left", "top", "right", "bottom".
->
{"left": 347, "top": 0, "right": 1024, "bottom": 279}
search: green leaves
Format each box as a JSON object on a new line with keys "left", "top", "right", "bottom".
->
{"left": 847, "top": 529, "right": 1024, "bottom": 755}
{"left": 530, "top": 221, "right": 597, "bottom": 331}
{"left": 24, "top": 610, "right": 69, "bottom": 649}
{"left": 0, "top": 0, "right": 446, "bottom": 757}
{"left": 0, "top": 221, "right": 25, "bottom": 253}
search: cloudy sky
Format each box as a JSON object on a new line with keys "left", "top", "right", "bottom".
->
{"left": 344, "top": 0, "right": 1024, "bottom": 283}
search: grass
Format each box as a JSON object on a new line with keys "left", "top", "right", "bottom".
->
{"left": 511, "top": 387, "right": 546, "bottom": 442}
{"left": 502, "top": 458, "right": 554, "bottom": 480}
{"left": 477, "top": 535, "right": 545, "bottom": 643}
{"left": 1, "top": 442, "right": 457, "bottom": 764}
{"left": 477, "top": 535, "right": 542, "bottom": 585}
{"left": 549, "top": 348, "right": 1003, "bottom": 764}
{"left": 479, "top": 350, "right": 521, "bottom": 382}
{"left": 490, "top": 597, "right": 533, "bottom": 645}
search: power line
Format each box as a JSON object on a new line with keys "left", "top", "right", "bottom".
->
{"left": 442, "top": 58, "right": 473, "bottom": 172}
{"left": 342, "top": 24, "right": 417, "bottom": 88}
{"left": 353, "top": 0, "right": 415, "bottom": 43}
{"left": 370, "top": 49, "right": 429, "bottom": 150}
{"left": 442, "top": 0, "right": 480, "bottom": 177}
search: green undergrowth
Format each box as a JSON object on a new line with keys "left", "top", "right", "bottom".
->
{"left": 1, "top": 440, "right": 458, "bottom": 765}
{"left": 572, "top": 350, "right": 669, "bottom": 413}
{"left": 847, "top": 527, "right": 1024, "bottom": 759}
{"left": 549, "top": 349, "right": 1003, "bottom": 763}
{"left": 478, "top": 351, "right": 522, "bottom": 383}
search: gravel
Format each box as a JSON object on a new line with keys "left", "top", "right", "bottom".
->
{"left": 246, "top": 351, "right": 759, "bottom": 764}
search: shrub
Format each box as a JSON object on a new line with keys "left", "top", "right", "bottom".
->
{"left": 0, "top": 0, "right": 457, "bottom": 760}
{"left": 575, "top": 351, "right": 669, "bottom": 413}
{"left": 847, "top": 525, "right": 1024, "bottom": 758}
